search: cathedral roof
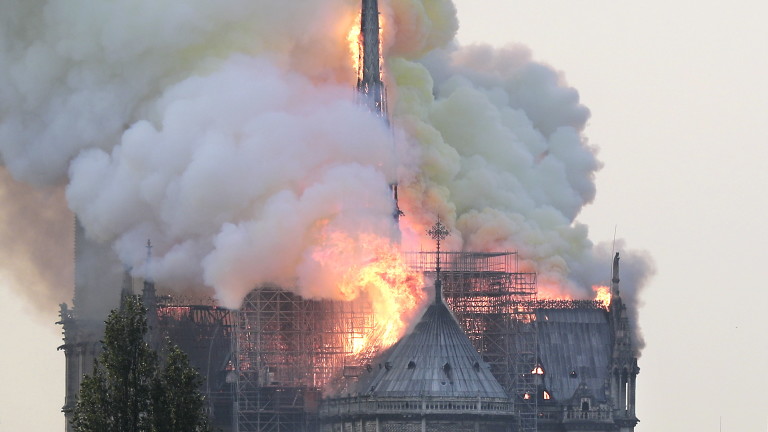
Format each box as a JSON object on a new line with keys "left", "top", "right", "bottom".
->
{"left": 535, "top": 307, "right": 612, "bottom": 402}
{"left": 353, "top": 298, "right": 508, "bottom": 399}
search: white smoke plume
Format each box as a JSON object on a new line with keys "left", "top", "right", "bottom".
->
{"left": 66, "top": 55, "right": 398, "bottom": 307}
{"left": 0, "top": 0, "right": 652, "bottom": 346}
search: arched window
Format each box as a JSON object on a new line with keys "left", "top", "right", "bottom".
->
{"left": 581, "top": 398, "right": 590, "bottom": 411}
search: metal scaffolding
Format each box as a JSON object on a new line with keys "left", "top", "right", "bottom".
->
{"left": 234, "top": 287, "right": 373, "bottom": 432}
{"left": 232, "top": 253, "right": 538, "bottom": 432}
{"left": 406, "top": 251, "right": 538, "bottom": 432}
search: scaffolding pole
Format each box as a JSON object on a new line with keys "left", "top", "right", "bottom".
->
{"left": 234, "top": 287, "right": 373, "bottom": 432}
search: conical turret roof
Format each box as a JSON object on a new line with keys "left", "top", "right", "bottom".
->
{"left": 354, "top": 295, "right": 508, "bottom": 399}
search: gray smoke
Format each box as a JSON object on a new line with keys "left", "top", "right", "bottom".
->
{"left": 0, "top": 0, "right": 652, "bottom": 350}
{"left": 389, "top": 40, "right": 654, "bottom": 349}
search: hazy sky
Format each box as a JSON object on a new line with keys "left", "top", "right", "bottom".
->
{"left": 449, "top": 0, "right": 768, "bottom": 430}
{"left": 2, "top": 1, "right": 767, "bottom": 431}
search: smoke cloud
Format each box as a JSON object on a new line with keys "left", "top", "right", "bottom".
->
{"left": 0, "top": 0, "right": 652, "bottom": 345}
{"left": 0, "top": 168, "right": 73, "bottom": 316}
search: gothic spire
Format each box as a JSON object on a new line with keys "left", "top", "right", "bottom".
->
{"left": 358, "top": 0, "right": 385, "bottom": 117}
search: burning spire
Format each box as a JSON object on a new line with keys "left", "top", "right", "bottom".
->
{"left": 357, "top": 0, "right": 386, "bottom": 117}
{"left": 355, "top": 0, "right": 402, "bottom": 225}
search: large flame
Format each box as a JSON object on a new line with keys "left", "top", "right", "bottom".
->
{"left": 593, "top": 285, "right": 611, "bottom": 307}
{"left": 347, "top": 14, "right": 362, "bottom": 82}
{"left": 346, "top": 7, "right": 386, "bottom": 84}
{"left": 311, "top": 231, "right": 425, "bottom": 355}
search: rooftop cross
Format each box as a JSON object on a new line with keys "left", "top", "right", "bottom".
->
{"left": 427, "top": 218, "right": 450, "bottom": 303}
{"left": 427, "top": 218, "right": 450, "bottom": 241}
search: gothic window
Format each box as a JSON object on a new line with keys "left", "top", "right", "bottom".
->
{"left": 581, "top": 398, "right": 590, "bottom": 411}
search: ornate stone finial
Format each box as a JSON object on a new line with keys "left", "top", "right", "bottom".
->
{"left": 611, "top": 252, "right": 620, "bottom": 296}
{"left": 145, "top": 239, "right": 154, "bottom": 283}
{"left": 120, "top": 266, "right": 133, "bottom": 295}
{"left": 143, "top": 239, "right": 157, "bottom": 320}
{"left": 427, "top": 218, "right": 450, "bottom": 303}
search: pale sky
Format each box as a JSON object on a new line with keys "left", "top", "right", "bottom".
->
{"left": 450, "top": 0, "right": 768, "bottom": 430}
{"left": 2, "top": 1, "right": 768, "bottom": 431}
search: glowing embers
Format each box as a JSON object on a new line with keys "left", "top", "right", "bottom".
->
{"left": 532, "top": 364, "right": 545, "bottom": 375}
{"left": 523, "top": 390, "right": 553, "bottom": 401}
{"left": 593, "top": 285, "right": 612, "bottom": 308}
{"left": 156, "top": 305, "right": 191, "bottom": 320}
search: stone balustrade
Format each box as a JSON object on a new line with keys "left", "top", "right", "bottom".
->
{"left": 320, "top": 396, "right": 514, "bottom": 417}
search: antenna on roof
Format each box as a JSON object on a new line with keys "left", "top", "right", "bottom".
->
{"left": 612, "top": 225, "right": 617, "bottom": 252}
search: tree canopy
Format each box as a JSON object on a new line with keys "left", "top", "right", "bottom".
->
{"left": 70, "top": 296, "right": 210, "bottom": 432}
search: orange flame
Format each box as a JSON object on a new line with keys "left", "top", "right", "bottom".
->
{"left": 346, "top": 14, "right": 362, "bottom": 81}
{"left": 593, "top": 285, "right": 611, "bottom": 307}
{"left": 346, "top": 8, "right": 386, "bottom": 84}
{"left": 537, "top": 282, "right": 575, "bottom": 300}
{"left": 311, "top": 231, "right": 425, "bottom": 356}
{"left": 378, "top": 12, "right": 386, "bottom": 82}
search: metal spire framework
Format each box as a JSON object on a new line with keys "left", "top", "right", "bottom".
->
{"left": 356, "top": 0, "right": 402, "bottom": 224}
{"left": 357, "top": 0, "right": 386, "bottom": 117}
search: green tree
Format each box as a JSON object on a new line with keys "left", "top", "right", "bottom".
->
{"left": 70, "top": 296, "right": 210, "bottom": 432}
{"left": 68, "top": 361, "right": 110, "bottom": 431}
{"left": 152, "top": 343, "right": 210, "bottom": 432}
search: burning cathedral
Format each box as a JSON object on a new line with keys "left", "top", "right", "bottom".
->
{"left": 57, "top": 1, "right": 641, "bottom": 432}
